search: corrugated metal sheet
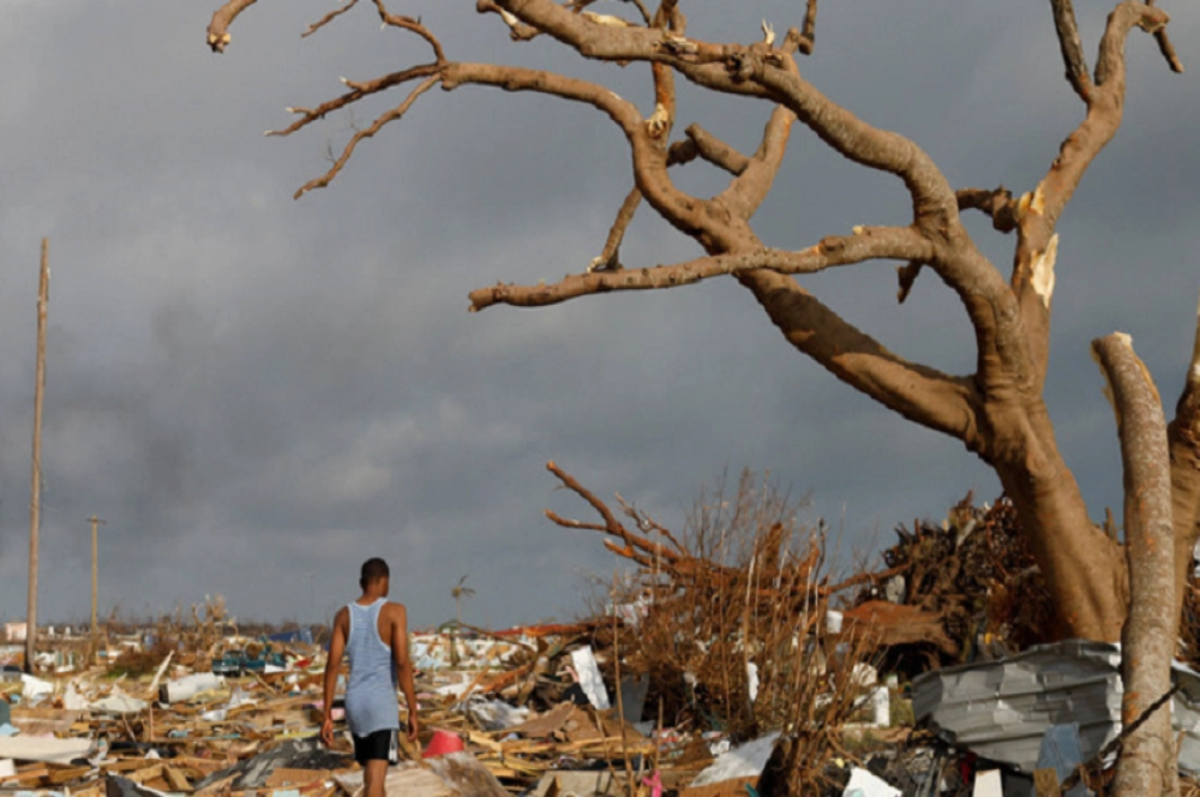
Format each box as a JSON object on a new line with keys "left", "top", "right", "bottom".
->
{"left": 913, "top": 639, "right": 1200, "bottom": 773}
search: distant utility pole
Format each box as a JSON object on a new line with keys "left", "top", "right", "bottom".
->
{"left": 25, "top": 239, "right": 50, "bottom": 674}
{"left": 88, "top": 516, "right": 107, "bottom": 653}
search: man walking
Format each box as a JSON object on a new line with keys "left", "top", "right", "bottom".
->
{"left": 321, "top": 558, "right": 419, "bottom": 797}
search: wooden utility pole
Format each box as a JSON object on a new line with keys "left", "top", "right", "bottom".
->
{"left": 88, "top": 515, "right": 106, "bottom": 656}
{"left": 25, "top": 239, "right": 49, "bottom": 674}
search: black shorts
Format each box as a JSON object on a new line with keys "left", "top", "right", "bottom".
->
{"left": 351, "top": 728, "right": 400, "bottom": 765}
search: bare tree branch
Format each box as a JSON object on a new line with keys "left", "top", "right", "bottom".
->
{"left": 796, "top": 0, "right": 818, "bottom": 56}
{"left": 303, "top": 0, "right": 360, "bottom": 38}
{"left": 477, "top": 0, "right": 543, "bottom": 41}
{"left": 721, "top": 104, "right": 797, "bottom": 220}
{"left": 736, "top": 268, "right": 979, "bottom": 443}
{"left": 590, "top": 126, "right": 750, "bottom": 274}
{"left": 470, "top": 226, "right": 933, "bottom": 311}
{"left": 1012, "top": 2, "right": 1181, "bottom": 390}
{"left": 365, "top": 0, "right": 447, "bottom": 62}
{"left": 1146, "top": 0, "right": 1184, "bottom": 72}
{"left": 957, "top": 187, "right": 1019, "bottom": 233}
{"left": 544, "top": 461, "right": 680, "bottom": 565}
{"left": 267, "top": 64, "right": 441, "bottom": 140}
{"left": 1049, "top": 0, "right": 1093, "bottom": 102}
{"left": 683, "top": 124, "right": 749, "bottom": 175}
{"left": 202, "top": 0, "right": 1189, "bottom": 647}
{"left": 1035, "top": 2, "right": 1172, "bottom": 228}
{"left": 628, "top": 0, "right": 652, "bottom": 26}
{"left": 588, "top": 187, "right": 640, "bottom": 273}
{"left": 490, "top": 0, "right": 1026, "bottom": 395}
{"left": 293, "top": 75, "right": 441, "bottom": 199}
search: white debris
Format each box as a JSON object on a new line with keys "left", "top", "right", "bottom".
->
{"left": 570, "top": 646, "right": 611, "bottom": 710}
{"left": 843, "top": 766, "right": 902, "bottom": 797}
{"left": 690, "top": 732, "right": 780, "bottom": 787}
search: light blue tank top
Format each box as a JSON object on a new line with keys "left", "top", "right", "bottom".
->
{"left": 344, "top": 598, "right": 399, "bottom": 736}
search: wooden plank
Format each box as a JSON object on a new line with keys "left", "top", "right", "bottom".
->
{"left": 103, "top": 759, "right": 160, "bottom": 772}
{"left": 127, "top": 764, "right": 165, "bottom": 784}
{"left": 165, "top": 765, "right": 195, "bottom": 793}
{"left": 263, "top": 767, "right": 328, "bottom": 789}
{"left": 47, "top": 765, "right": 92, "bottom": 785}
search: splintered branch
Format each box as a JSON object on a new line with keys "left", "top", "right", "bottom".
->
{"left": 470, "top": 226, "right": 933, "bottom": 311}
{"left": 1012, "top": 2, "right": 1182, "bottom": 369}
{"left": 1049, "top": 0, "right": 1092, "bottom": 101}
{"left": 207, "top": 0, "right": 259, "bottom": 52}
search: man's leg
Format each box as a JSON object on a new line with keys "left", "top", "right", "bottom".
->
{"left": 363, "top": 759, "right": 389, "bottom": 797}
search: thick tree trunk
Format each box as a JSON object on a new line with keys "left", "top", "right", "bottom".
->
{"left": 996, "top": 460, "right": 1128, "bottom": 642}
{"left": 975, "top": 393, "right": 1130, "bottom": 641}
{"left": 1093, "top": 333, "right": 1179, "bottom": 797}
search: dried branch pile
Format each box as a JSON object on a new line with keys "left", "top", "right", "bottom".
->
{"left": 545, "top": 462, "right": 890, "bottom": 791}
{"left": 858, "top": 496, "right": 1056, "bottom": 675}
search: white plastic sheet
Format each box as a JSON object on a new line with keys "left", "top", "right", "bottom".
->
{"left": 90, "top": 693, "right": 148, "bottom": 715}
{"left": 570, "top": 646, "right": 610, "bottom": 710}
{"left": 843, "top": 767, "right": 902, "bottom": 797}
{"left": 0, "top": 736, "right": 93, "bottom": 764}
{"left": 20, "top": 673, "right": 53, "bottom": 700}
{"left": 689, "top": 732, "right": 780, "bottom": 787}
{"left": 160, "top": 672, "right": 222, "bottom": 704}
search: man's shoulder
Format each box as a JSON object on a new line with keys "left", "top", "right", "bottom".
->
{"left": 383, "top": 601, "right": 408, "bottom": 617}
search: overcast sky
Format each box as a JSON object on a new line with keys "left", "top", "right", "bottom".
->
{"left": 0, "top": 0, "right": 1197, "bottom": 631}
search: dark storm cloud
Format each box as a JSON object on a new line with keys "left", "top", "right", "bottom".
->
{"left": 0, "top": 1, "right": 1196, "bottom": 629}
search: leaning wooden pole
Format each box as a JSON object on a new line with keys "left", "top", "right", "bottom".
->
{"left": 25, "top": 239, "right": 50, "bottom": 674}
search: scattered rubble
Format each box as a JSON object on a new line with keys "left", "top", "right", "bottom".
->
{"left": 7, "top": 479, "right": 1200, "bottom": 796}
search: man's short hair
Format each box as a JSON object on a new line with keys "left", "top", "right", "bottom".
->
{"left": 360, "top": 557, "right": 390, "bottom": 589}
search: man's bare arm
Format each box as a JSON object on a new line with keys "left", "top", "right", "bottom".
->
{"left": 389, "top": 603, "right": 419, "bottom": 740}
{"left": 320, "top": 608, "right": 349, "bottom": 747}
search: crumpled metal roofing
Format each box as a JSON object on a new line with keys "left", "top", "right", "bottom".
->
{"left": 913, "top": 639, "right": 1200, "bottom": 773}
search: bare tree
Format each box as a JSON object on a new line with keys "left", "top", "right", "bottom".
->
{"left": 203, "top": 0, "right": 1195, "bottom": 648}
